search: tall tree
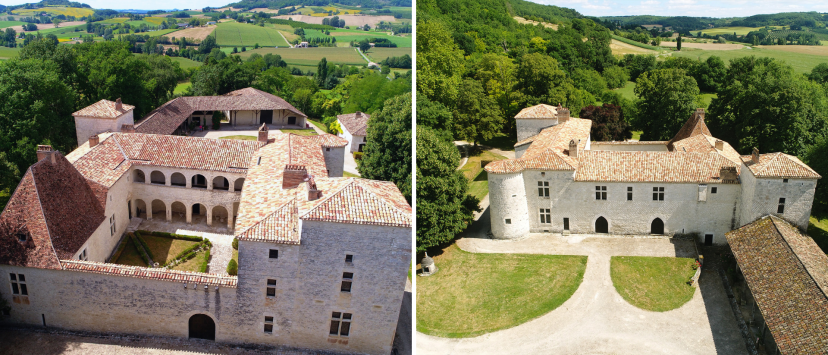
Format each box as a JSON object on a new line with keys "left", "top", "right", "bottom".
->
{"left": 417, "top": 97, "right": 454, "bottom": 142}
{"left": 453, "top": 78, "right": 503, "bottom": 147}
{"left": 635, "top": 69, "right": 700, "bottom": 141}
{"left": 316, "top": 57, "right": 328, "bottom": 88}
{"left": 416, "top": 126, "right": 479, "bottom": 252}
{"left": 579, "top": 104, "right": 632, "bottom": 141}
{"left": 804, "top": 137, "right": 828, "bottom": 211}
{"left": 358, "top": 94, "right": 412, "bottom": 202}
{"left": 677, "top": 34, "right": 682, "bottom": 51}
{"left": 416, "top": 20, "right": 464, "bottom": 108}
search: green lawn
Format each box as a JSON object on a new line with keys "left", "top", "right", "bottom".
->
{"left": 672, "top": 47, "right": 828, "bottom": 74}
{"left": 0, "top": 21, "right": 25, "bottom": 29}
{"left": 114, "top": 240, "right": 148, "bottom": 267}
{"left": 459, "top": 150, "right": 509, "bottom": 201}
{"left": 344, "top": 171, "right": 360, "bottom": 178}
{"left": 147, "top": 28, "right": 184, "bottom": 38}
{"left": 632, "top": 131, "right": 642, "bottom": 140}
{"left": 417, "top": 244, "right": 588, "bottom": 338}
{"left": 303, "top": 28, "right": 412, "bottom": 47}
{"left": 698, "top": 93, "right": 717, "bottom": 108}
{"left": 214, "top": 21, "right": 289, "bottom": 47}
{"left": 174, "top": 82, "right": 191, "bottom": 94}
{"left": 365, "top": 47, "right": 412, "bottom": 62}
{"left": 140, "top": 234, "right": 201, "bottom": 265}
{"left": 172, "top": 249, "right": 210, "bottom": 272}
{"left": 234, "top": 47, "right": 366, "bottom": 66}
{"left": 0, "top": 189, "right": 10, "bottom": 212}
{"left": 281, "top": 129, "right": 318, "bottom": 136}
{"left": 219, "top": 135, "right": 257, "bottom": 141}
{"left": 308, "top": 119, "right": 330, "bottom": 133}
{"left": 808, "top": 210, "right": 828, "bottom": 253}
{"left": 614, "top": 81, "right": 637, "bottom": 101}
{"left": 611, "top": 256, "right": 697, "bottom": 312}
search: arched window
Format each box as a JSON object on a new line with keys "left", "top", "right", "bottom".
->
{"left": 170, "top": 173, "right": 186, "bottom": 187}
{"left": 213, "top": 176, "right": 229, "bottom": 191}
{"left": 234, "top": 178, "right": 245, "bottom": 192}
{"left": 133, "top": 170, "right": 145, "bottom": 183}
{"left": 192, "top": 174, "right": 207, "bottom": 189}
{"left": 150, "top": 171, "right": 165, "bottom": 185}
{"left": 188, "top": 314, "right": 215, "bottom": 340}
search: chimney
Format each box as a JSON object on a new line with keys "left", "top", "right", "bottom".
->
{"left": 36, "top": 145, "right": 57, "bottom": 164}
{"left": 307, "top": 176, "right": 322, "bottom": 201}
{"left": 568, "top": 139, "right": 578, "bottom": 157}
{"left": 695, "top": 108, "right": 705, "bottom": 121}
{"left": 282, "top": 165, "right": 308, "bottom": 189}
{"left": 115, "top": 98, "right": 122, "bottom": 111}
{"left": 258, "top": 123, "right": 269, "bottom": 143}
{"left": 751, "top": 147, "right": 760, "bottom": 164}
{"left": 557, "top": 103, "right": 570, "bottom": 122}
{"left": 120, "top": 124, "right": 135, "bottom": 133}
{"left": 88, "top": 134, "right": 99, "bottom": 147}
{"left": 720, "top": 167, "right": 738, "bottom": 183}
{"left": 715, "top": 139, "right": 723, "bottom": 151}
{"left": 355, "top": 111, "right": 363, "bottom": 118}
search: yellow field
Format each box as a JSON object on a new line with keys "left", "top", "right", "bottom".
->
{"left": 610, "top": 39, "right": 657, "bottom": 55}
{"left": 144, "top": 17, "right": 167, "bottom": 25}
{"left": 12, "top": 6, "right": 94, "bottom": 18}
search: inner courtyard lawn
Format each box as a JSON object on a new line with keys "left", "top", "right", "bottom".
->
{"left": 416, "top": 244, "right": 587, "bottom": 338}
{"left": 114, "top": 240, "right": 147, "bottom": 267}
{"left": 141, "top": 235, "right": 201, "bottom": 265}
{"left": 281, "top": 129, "right": 318, "bottom": 136}
{"left": 172, "top": 249, "right": 209, "bottom": 272}
{"left": 219, "top": 135, "right": 257, "bottom": 141}
{"left": 610, "top": 256, "right": 697, "bottom": 312}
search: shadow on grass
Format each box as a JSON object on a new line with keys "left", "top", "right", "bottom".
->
{"left": 479, "top": 135, "right": 517, "bottom": 152}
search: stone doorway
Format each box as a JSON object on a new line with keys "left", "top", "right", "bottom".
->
{"left": 188, "top": 314, "right": 215, "bottom": 340}
{"left": 261, "top": 110, "right": 273, "bottom": 124}
{"left": 595, "top": 217, "right": 608, "bottom": 234}
{"left": 651, "top": 218, "right": 664, "bottom": 234}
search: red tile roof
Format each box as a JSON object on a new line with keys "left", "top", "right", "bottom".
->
{"left": 337, "top": 112, "right": 370, "bottom": 136}
{"left": 741, "top": 153, "right": 821, "bottom": 179}
{"left": 726, "top": 216, "right": 828, "bottom": 354}
{"left": 667, "top": 109, "right": 711, "bottom": 149}
{"left": 514, "top": 104, "right": 559, "bottom": 119}
{"left": 72, "top": 99, "right": 135, "bottom": 119}
{"left": 61, "top": 260, "right": 238, "bottom": 287}
{"left": 575, "top": 151, "right": 739, "bottom": 183}
{"left": 306, "top": 133, "right": 348, "bottom": 148}
{"left": 302, "top": 178, "right": 411, "bottom": 227}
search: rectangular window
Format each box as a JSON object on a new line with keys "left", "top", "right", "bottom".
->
{"left": 778, "top": 198, "right": 786, "bottom": 214}
{"left": 10, "top": 273, "right": 26, "bottom": 296}
{"left": 326, "top": 148, "right": 331, "bottom": 152}
{"left": 538, "top": 181, "right": 549, "bottom": 197}
{"left": 563, "top": 218, "right": 570, "bottom": 231}
{"left": 330, "top": 312, "right": 352, "bottom": 337}
{"left": 79, "top": 249, "right": 87, "bottom": 261}
{"left": 341, "top": 272, "right": 353, "bottom": 292}
{"left": 266, "top": 279, "right": 276, "bottom": 297}
{"left": 505, "top": 219, "right": 511, "bottom": 224}
{"left": 711, "top": 187, "right": 718, "bottom": 194}
{"left": 698, "top": 184, "right": 707, "bottom": 202}
{"left": 627, "top": 187, "right": 633, "bottom": 201}
{"left": 109, "top": 215, "right": 116, "bottom": 236}
{"left": 595, "top": 186, "right": 607, "bottom": 200}
{"left": 269, "top": 249, "right": 279, "bottom": 259}
{"left": 783, "top": 179, "right": 788, "bottom": 183}
{"left": 345, "top": 254, "right": 353, "bottom": 263}
{"left": 653, "top": 187, "right": 664, "bottom": 201}
{"left": 539, "top": 209, "right": 551, "bottom": 224}
{"left": 264, "top": 316, "right": 274, "bottom": 333}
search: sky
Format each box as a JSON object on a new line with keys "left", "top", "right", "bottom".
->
{"left": 527, "top": 0, "right": 828, "bottom": 18}
{"left": 0, "top": 1, "right": 230, "bottom": 10}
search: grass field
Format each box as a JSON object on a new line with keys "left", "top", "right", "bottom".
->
{"left": 808, "top": 210, "right": 828, "bottom": 253}
{"left": 611, "top": 35, "right": 662, "bottom": 51}
{"left": 147, "top": 29, "right": 183, "bottom": 38}
{"left": 235, "top": 47, "right": 367, "bottom": 66}
{"left": 100, "top": 18, "right": 130, "bottom": 24}
{"left": 114, "top": 239, "right": 147, "bottom": 267}
{"left": 144, "top": 17, "right": 168, "bottom": 26}
{"left": 611, "top": 256, "right": 697, "bottom": 312}
{"left": 0, "top": 47, "right": 21, "bottom": 59}
{"left": 615, "top": 81, "right": 636, "bottom": 101}
{"left": 700, "top": 26, "right": 763, "bottom": 36}
{"left": 272, "top": 23, "right": 300, "bottom": 42}
{"left": 611, "top": 39, "right": 658, "bottom": 56}
{"left": 304, "top": 28, "right": 412, "bottom": 47}
{"left": 672, "top": 47, "right": 828, "bottom": 74}
{"left": 170, "top": 57, "right": 203, "bottom": 70}
{"left": 365, "top": 47, "right": 411, "bottom": 62}
{"left": 0, "top": 21, "right": 25, "bottom": 29}
{"left": 308, "top": 119, "right": 330, "bottom": 133}
{"left": 141, "top": 234, "right": 201, "bottom": 265}
{"left": 174, "top": 82, "right": 192, "bottom": 94}
{"left": 460, "top": 150, "right": 509, "bottom": 201}
{"left": 417, "top": 244, "right": 588, "bottom": 338}
{"left": 172, "top": 249, "right": 209, "bottom": 272}
{"left": 344, "top": 171, "right": 359, "bottom": 178}
{"left": 12, "top": 6, "right": 94, "bottom": 18}
{"left": 282, "top": 129, "right": 318, "bottom": 136}
{"left": 214, "top": 22, "right": 289, "bottom": 47}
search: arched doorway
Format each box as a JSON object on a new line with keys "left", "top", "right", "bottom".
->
{"left": 192, "top": 174, "right": 207, "bottom": 189}
{"left": 595, "top": 217, "right": 608, "bottom": 234}
{"left": 135, "top": 199, "right": 147, "bottom": 219}
{"left": 212, "top": 206, "right": 228, "bottom": 226}
{"left": 151, "top": 200, "right": 167, "bottom": 220}
{"left": 188, "top": 314, "right": 215, "bottom": 340}
{"left": 213, "top": 176, "right": 229, "bottom": 191}
{"left": 171, "top": 202, "right": 187, "bottom": 223}
{"left": 651, "top": 218, "right": 664, "bottom": 235}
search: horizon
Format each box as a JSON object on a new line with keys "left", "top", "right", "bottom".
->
{"left": 0, "top": 1, "right": 230, "bottom": 10}
{"left": 527, "top": 0, "right": 828, "bottom": 18}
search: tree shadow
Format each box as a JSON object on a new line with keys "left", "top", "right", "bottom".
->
{"left": 392, "top": 288, "right": 411, "bottom": 355}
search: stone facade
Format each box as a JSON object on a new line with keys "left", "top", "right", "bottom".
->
{"left": 74, "top": 110, "right": 134, "bottom": 147}
{"left": 338, "top": 120, "right": 367, "bottom": 153}
{"left": 516, "top": 118, "right": 557, "bottom": 143}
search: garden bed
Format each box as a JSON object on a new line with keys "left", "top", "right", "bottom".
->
{"left": 112, "top": 231, "right": 212, "bottom": 273}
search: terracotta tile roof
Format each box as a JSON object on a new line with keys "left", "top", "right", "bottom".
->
{"left": 670, "top": 134, "right": 743, "bottom": 165}
{"left": 136, "top": 88, "right": 306, "bottom": 135}
{"left": 0, "top": 172, "right": 62, "bottom": 270}
{"left": 667, "top": 109, "right": 711, "bottom": 149}
{"left": 575, "top": 151, "right": 739, "bottom": 183}
{"left": 236, "top": 200, "right": 299, "bottom": 244}
{"left": 307, "top": 133, "right": 348, "bottom": 148}
{"left": 591, "top": 141, "right": 668, "bottom": 146}
{"left": 72, "top": 99, "right": 134, "bottom": 119}
{"left": 337, "top": 112, "right": 370, "bottom": 136}
{"left": 522, "top": 118, "right": 592, "bottom": 159}
{"left": 726, "top": 216, "right": 828, "bottom": 354}
{"left": 61, "top": 260, "right": 238, "bottom": 287}
{"left": 301, "top": 178, "right": 411, "bottom": 227}
{"left": 515, "top": 104, "right": 559, "bottom": 119}
{"left": 741, "top": 153, "right": 821, "bottom": 179}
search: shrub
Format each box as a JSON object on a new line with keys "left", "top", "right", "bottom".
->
{"left": 129, "top": 233, "right": 150, "bottom": 266}
{"left": 135, "top": 233, "right": 155, "bottom": 262}
{"left": 232, "top": 237, "right": 238, "bottom": 250}
{"left": 165, "top": 241, "right": 206, "bottom": 267}
{"left": 199, "top": 249, "right": 210, "bottom": 273}
{"left": 227, "top": 259, "right": 238, "bottom": 275}
{"left": 354, "top": 151, "right": 363, "bottom": 160}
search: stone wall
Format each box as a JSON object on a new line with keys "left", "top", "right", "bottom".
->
{"left": 322, "top": 147, "right": 345, "bottom": 178}
{"left": 488, "top": 172, "right": 531, "bottom": 239}
{"left": 516, "top": 118, "right": 557, "bottom": 142}
{"left": 74, "top": 111, "right": 135, "bottom": 146}
{"left": 339, "top": 120, "right": 355, "bottom": 153}
{"left": 76, "top": 173, "right": 132, "bottom": 262}
{"left": 739, "top": 166, "right": 817, "bottom": 229}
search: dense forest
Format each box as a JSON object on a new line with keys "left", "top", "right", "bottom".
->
{"left": 601, "top": 12, "right": 828, "bottom": 34}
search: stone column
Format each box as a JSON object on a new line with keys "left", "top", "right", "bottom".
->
{"left": 186, "top": 204, "right": 193, "bottom": 224}
{"left": 207, "top": 176, "right": 213, "bottom": 191}
{"left": 147, "top": 202, "right": 153, "bottom": 220}
{"left": 227, "top": 206, "right": 234, "bottom": 229}
{"left": 228, "top": 179, "right": 235, "bottom": 193}
{"left": 130, "top": 199, "right": 137, "bottom": 220}
{"left": 144, "top": 170, "right": 150, "bottom": 184}
{"left": 166, "top": 202, "right": 172, "bottom": 221}
{"left": 206, "top": 206, "right": 213, "bottom": 226}
{"left": 166, "top": 173, "right": 171, "bottom": 186}
{"left": 186, "top": 175, "right": 192, "bottom": 189}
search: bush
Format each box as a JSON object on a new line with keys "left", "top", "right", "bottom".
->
{"left": 166, "top": 241, "right": 206, "bottom": 267}
{"left": 354, "top": 151, "right": 364, "bottom": 160}
{"left": 129, "top": 233, "right": 151, "bottom": 266}
{"left": 232, "top": 237, "right": 238, "bottom": 250}
{"left": 227, "top": 259, "right": 238, "bottom": 275}
{"left": 212, "top": 111, "right": 223, "bottom": 130}
{"left": 199, "top": 249, "right": 210, "bottom": 273}
{"left": 134, "top": 233, "right": 155, "bottom": 262}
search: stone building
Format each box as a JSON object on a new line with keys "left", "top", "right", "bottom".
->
{"left": 0, "top": 107, "right": 410, "bottom": 353}
{"left": 72, "top": 98, "right": 135, "bottom": 147}
{"left": 337, "top": 112, "right": 370, "bottom": 153}
{"left": 486, "top": 104, "right": 820, "bottom": 245}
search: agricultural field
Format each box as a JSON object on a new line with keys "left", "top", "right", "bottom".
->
{"left": 166, "top": 26, "right": 215, "bottom": 41}
{"left": 144, "top": 17, "right": 168, "bottom": 26}
{"left": 303, "top": 28, "right": 411, "bottom": 47}
{"left": 0, "top": 21, "right": 25, "bottom": 29}
{"left": 100, "top": 18, "right": 130, "bottom": 24}
{"left": 214, "top": 22, "right": 289, "bottom": 47}
{"left": 272, "top": 23, "right": 300, "bottom": 42}
{"left": 0, "top": 47, "right": 20, "bottom": 60}
{"left": 273, "top": 14, "right": 397, "bottom": 28}
{"left": 11, "top": 6, "right": 94, "bottom": 18}
{"left": 146, "top": 29, "right": 183, "bottom": 38}
{"left": 365, "top": 47, "right": 412, "bottom": 62}
{"left": 235, "top": 47, "right": 367, "bottom": 66}
{"left": 170, "top": 57, "right": 203, "bottom": 70}
{"left": 700, "top": 26, "right": 764, "bottom": 36}
{"left": 672, "top": 46, "right": 828, "bottom": 74}
{"left": 7, "top": 21, "right": 85, "bottom": 33}
{"left": 660, "top": 42, "right": 744, "bottom": 50}
{"left": 289, "top": 6, "right": 361, "bottom": 16}
{"left": 610, "top": 39, "right": 658, "bottom": 55}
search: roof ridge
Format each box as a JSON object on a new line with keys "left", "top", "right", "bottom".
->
{"left": 299, "top": 178, "right": 357, "bottom": 218}
{"left": 352, "top": 179, "right": 413, "bottom": 217}
{"left": 770, "top": 216, "right": 828, "bottom": 301}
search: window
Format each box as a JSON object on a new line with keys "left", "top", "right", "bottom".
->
{"left": 505, "top": 219, "right": 511, "bottom": 224}
{"left": 78, "top": 249, "right": 87, "bottom": 261}
{"left": 627, "top": 187, "right": 633, "bottom": 201}
{"left": 264, "top": 316, "right": 274, "bottom": 333}
{"left": 109, "top": 215, "right": 116, "bottom": 236}
{"left": 329, "top": 312, "right": 352, "bottom": 337}
{"left": 563, "top": 218, "right": 570, "bottom": 231}
{"left": 652, "top": 187, "right": 664, "bottom": 201}
{"left": 341, "top": 272, "right": 353, "bottom": 292}
{"left": 595, "top": 186, "right": 607, "bottom": 200}
{"left": 266, "top": 279, "right": 276, "bottom": 297}
{"left": 711, "top": 187, "right": 718, "bottom": 194}
{"left": 257, "top": 157, "right": 262, "bottom": 165}
{"left": 10, "top": 273, "right": 27, "bottom": 296}
{"left": 326, "top": 148, "right": 331, "bottom": 152}
{"left": 778, "top": 198, "right": 786, "bottom": 214}
{"left": 783, "top": 179, "right": 789, "bottom": 183}
{"left": 16, "top": 232, "right": 26, "bottom": 242}
{"left": 345, "top": 254, "right": 353, "bottom": 263}
{"left": 269, "top": 249, "right": 279, "bottom": 259}
{"left": 539, "top": 209, "right": 551, "bottom": 224}
{"left": 538, "top": 181, "right": 549, "bottom": 197}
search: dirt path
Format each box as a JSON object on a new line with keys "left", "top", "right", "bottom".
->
{"left": 610, "top": 39, "right": 658, "bottom": 55}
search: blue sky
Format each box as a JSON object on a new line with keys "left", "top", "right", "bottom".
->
{"left": 0, "top": 1, "right": 230, "bottom": 10}
{"left": 527, "top": 0, "right": 828, "bottom": 18}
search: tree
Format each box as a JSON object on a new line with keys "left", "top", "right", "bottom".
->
{"left": 358, "top": 94, "right": 412, "bottom": 202}
{"left": 381, "top": 65, "right": 390, "bottom": 75}
{"left": 621, "top": 54, "right": 657, "bottom": 81}
{"left": 634, "top": 69, "right": 700, "bottom": 141}
{"left": 416, "top": 21, "right": 464, "bottom": 107}
{"left": 52, "top": 18, "right": 61, "bottom": 28}
{"left": 416, "top": 126, "right": 479, "bottom": 252}
{"left": 316, "top": 57, "right": 328, "bottom": 87}
{"left": 677, "top": 34, "right": 682, "bottom": 51}
{"left": 809, "top": 63, "right": 828, "bottom": 86}
{"left": 417, "top": 96, "right": 454, "bottom": 142}
{"left": 570, "top": 68, "right": 607, "bottom": 97}
{"left": 453, "top": 79, "right": 503, "bottom": 147}
{"left": 804, "top": 138, "right": 828, "bottom": 211}
{"left": 515, "top": 53, "right": 567, "bottom": 101}
{"left": 602, "top": 66, "right": 629, "bottom": 89}
{"left": 359, "top": 40, "right": 370, "bottom": 53}
{"left": 580, "top": 104, "right": 632, "bottom": 141}
{"left": 690, "top": 56, "right": 727, "bottom": 92}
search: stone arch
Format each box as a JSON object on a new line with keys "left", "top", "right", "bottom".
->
{"left": 192, "top": 174, "right": 207, "bottom": 189}
{"left": 133, "top": 169, "right": 146, "bottom": 183}
{"left": 171, "top": 172, "right": 186, "bottom": 187}
{"left": 151, "top": 199, "right": 167, "bottom": 220}
{"left": 171, "top": 201, "right": 187, "bottom": 223}
{"left": 213, "top": 176, "right": 229, "bottom": 191}
{"left": 135, "top": 199, "right": 147, "bottom": 219}
{"left": 651, "top": 218, "right": 664, "bottom": 235}
{"left": 188, "top": 314, "right": 215, "bottom": 340}
{"left": 595, "top": 216, "right": 608, "bottom": 234}
{"left": 234, "top": 178, "right": 245, "bottom": 192}
{"left": 212, "top": 205, "right": 228, "bottom": 225}
{"left": 150, "top": 170, "right": 166, "bottom": 185}
{"left": 233, "top": 202, "right": 240, "bottom": 221}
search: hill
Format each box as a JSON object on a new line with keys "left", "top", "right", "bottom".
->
{"left": 599, "top": 15, "right": 737, "bottom": 32}
{"left": 220, "top": 0, "right": 411, "bottom": 11}
{"left": 730, "top": 12, "right": 828, "bottom": 27}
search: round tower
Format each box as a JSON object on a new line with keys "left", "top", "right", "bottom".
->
{"left": 489, "top": 171, "right": 530, "bottom": 239}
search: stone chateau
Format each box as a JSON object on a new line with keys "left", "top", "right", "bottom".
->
{"left": 485, "top": 104, "right": 820, "bottom": 245}
{"left": 0, "top": 90, "right": 411, "bottom": 355}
